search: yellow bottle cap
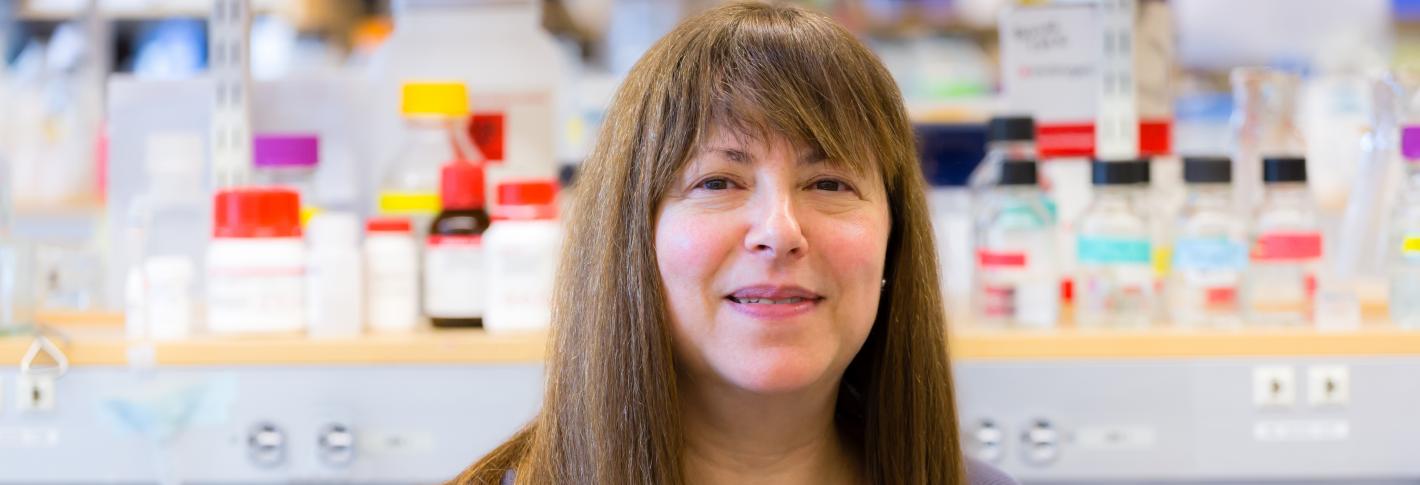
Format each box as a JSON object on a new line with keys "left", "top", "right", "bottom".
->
{"left": 378, "top": 191, "right": 442, "bottom": 215}
{"left": 401, "top": 82, "right": 469, "bottom": 118}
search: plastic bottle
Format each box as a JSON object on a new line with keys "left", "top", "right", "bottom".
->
{"left": 1243, "top": 157, "right": 1321, "bottom": 326}
{"left": 485, "top": 179, "right": 561, "bottom": 333}
{"left": 380, "top": 82, "right": 481, "bottom": 234}
{"left": 973, "top": 159, "right": 1059, "bottom": 329}
{"left": 365, "top": 217, "right": 421, "bottom": 332}
{"left": 253, "top": 133, "right": 320, "bottom": 221}
{"left": 425, "top": 161, "right": 490, "bottom": 328}
{"left": 206, "top": 188, "right": 306, "bottom": 334}
{"left": 1169, "top": 157, "right": 1246, "bottom": 327}
{"left": 306, "top": 212, "right": 364, "bottom": 338}
{"left": 126, "top": 133, "right": 208, "bottom": 340}
{"left": 1075, "top": 160, "right": 1154, "bottom": 328}
{"left": 917, "top": 123, "right": 987, "bottom": 325}
{"left": 969, "top": 116, "right": 1039, "bottom": 189}
{"left": 1392, "top": 129, "right": 1420, "bottom": 327}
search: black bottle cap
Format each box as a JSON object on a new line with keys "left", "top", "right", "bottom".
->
{"left": 1091, "top": 159, "right": 1140, "bottom": 186}
{"left": 987, "top": 116, "right": 1036, "bottom": 143}
{"left": 998, "top": 159, "right": 1038, "bottom": 186}
{"left": 1183, "top": 157, "right": 1232, "bottom": 184}
{"left": 1263, "top": 156, "right": 1307, "bottom": 183}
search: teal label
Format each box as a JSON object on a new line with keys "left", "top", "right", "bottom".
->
{"left": 1077, "top": 236, "right": 1151, "bottom": 265}
{"left": 1173, "top": 237, "right": 1247, "bottom": 270}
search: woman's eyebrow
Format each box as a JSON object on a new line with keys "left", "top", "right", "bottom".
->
{"left": 702, "top": 146, "right": 752, "bottom": 164}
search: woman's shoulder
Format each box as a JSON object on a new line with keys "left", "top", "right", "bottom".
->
{"left": 965, "top": 457, "right": 1020, "bottom": 485}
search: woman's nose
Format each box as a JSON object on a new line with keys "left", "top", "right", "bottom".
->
{"left": 743, "top": 188, "right": 808, "bottom": 260}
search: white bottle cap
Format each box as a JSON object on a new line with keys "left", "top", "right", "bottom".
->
{"left": 307, "top": 212, "right": 360, "bottom": 247}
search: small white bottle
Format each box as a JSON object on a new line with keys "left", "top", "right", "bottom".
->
{"left": 306, "top": 212, "right": 364, "bottom": 338}
{"left": 1243, "top": 157, "right": 1321, "bottom": 326}
{"left": 145, "top": 256, "right": 196, "bottom": 341}
{"left": 365, "top": 217, "right": 421, "bottom": 332}
{"left": 973, "top": 159, "right": 1059, "bottom": 329}
{"left": 1169, "top": 157, "right": 1247, "bottom": 327}
{"left": 206, "top": 188, "right": 306, "bottom": 334}
{"left": 485, "top": 179, "right": 562, "bottom": 333}
{"left": 1392, "top": 129, "right": 1420, "bottom": 328}
{"left": 1075, "top": 160, "right": 1155, "bottom": 328}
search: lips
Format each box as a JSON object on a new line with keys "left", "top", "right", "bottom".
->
{"left": 725, "top": 285, "right": 824, "bottom": 304}
{"left": 724, "top": 285, "right": 824, "bottom": 320}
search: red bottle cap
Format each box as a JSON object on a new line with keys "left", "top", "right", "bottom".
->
{"left": 366, "top": 217, "right": 413, "bottom": 233}
{"left": 440, "top": 161, "right": 485, "bottom": 210}
{"left": 494, "top": 179, "right": 558, "bottom": 220}
{"left": 213, "top": 187, "right": 302, "bottom": 238}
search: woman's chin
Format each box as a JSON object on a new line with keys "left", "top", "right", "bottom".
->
{"left": 714, "top": 347, "right": 838, "bottom": 394}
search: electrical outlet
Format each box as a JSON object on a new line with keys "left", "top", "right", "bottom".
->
{"left": 15, "top": 375, "right": 56, "bottom": 413}
{"left": 1307, "top": 365, "right": 1350, "bottom": 407}
{"left": 1253, "top": 366, "right": 1296, "bottom": 408}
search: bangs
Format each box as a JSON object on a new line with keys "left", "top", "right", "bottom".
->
{"left": 673, "top": 7, "right": 903, "bottom": 186}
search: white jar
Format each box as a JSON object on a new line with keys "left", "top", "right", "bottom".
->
{"left": 364, "top": 217, "right": 421, "bottom": 332}
{"left": 306, "top": 212, "right": 364, "bottom": 338}
{"left": 484, "top": 180, "right": 561, "bottom": 333}
{"left": 144, "top": 255, "right": 196, "bottom": 341}
{"left": 206, "top": 188, "right": 307, "bottom": 334}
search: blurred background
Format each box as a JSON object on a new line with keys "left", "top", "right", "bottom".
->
{"left": 2, "top": 0, "right": 1420, "bottom": 483}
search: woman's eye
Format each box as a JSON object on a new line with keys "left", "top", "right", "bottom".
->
{"left": 813, "top": 179, "right": 851, "bottom": 192}
{"left": 699, "top": 178, "right": 731, "bottom": 191}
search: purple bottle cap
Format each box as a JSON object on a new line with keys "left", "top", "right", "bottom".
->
{"left": 253, "top": 134, "right": 320, "bottom": 168}
{"left": 1403, "top": 125, "right": 1420, "bottom": 161}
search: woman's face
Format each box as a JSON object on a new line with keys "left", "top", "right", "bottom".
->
{"left": 655, "top": 127, "right": 891, "bottom": 394}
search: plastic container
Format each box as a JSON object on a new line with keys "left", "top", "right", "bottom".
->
{"left": 1392, "top": 130, "right": 1420, "bottom": 328}
{"left": 379, "top": 81, "right": 481, "bottom": 234}
{"left": 125, "top": 133, "right": 208, "bottom": 340}
{"left": 1243, "top": 157, "right": 1321, "bottom": 326}
{"left": 1168, "top": 157, "right": 1246, "bottom": 327}
{"left": 306, "top": 212, "right": 364, "bottom": 338}
{"left": 485, "top": 179, "right": 560, "bottom": 333}
{"left": 366, "top": 217, "right": 422, "bottom": 332}
{"left": 973, "top": 159, "right": 1059, "bottom": 329}
{"left": 425, "top": 161, "right": 490, "bottom": 328}
{"left": 206, "top": 188, "right": 306, "bottom": 334}
{"left": 253, "top": 134, "right": 320, "bottom": 219}
{"left": 1075, "top": 160, "right": 1155, "bottom": 328}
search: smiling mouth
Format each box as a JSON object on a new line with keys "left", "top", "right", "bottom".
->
{"left": 725, "top": 296, "right": 819, "bottom": 305}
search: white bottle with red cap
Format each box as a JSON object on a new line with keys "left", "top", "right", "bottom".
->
{"left": 484, "top": 179, "right": 561, "bottom": 333}
{"left": 365, "top": 217, "right": 421, "bottom": 332}
{"left": 206, "top": 188, "right": 307, "bottom": 334}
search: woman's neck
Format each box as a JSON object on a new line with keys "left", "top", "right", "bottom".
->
{"left": 678, "top": 373, "right": 864, "bottom": 485}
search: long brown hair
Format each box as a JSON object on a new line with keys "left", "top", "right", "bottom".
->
{"left": 453, "top": 2, "right": 964, "bottom": 483}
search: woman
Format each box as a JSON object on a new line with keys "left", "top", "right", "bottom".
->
{"left": 453, "top": 2, "right": 1017, "bottom": 484}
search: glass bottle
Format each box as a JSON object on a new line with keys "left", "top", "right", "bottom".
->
{"left": 1243, "top": 157, "right": 1321, "bottom": 326}
{"left": 1168, "top": 157, "right": 1246, "bottom": 327}
{"left": 1075, "top": 160, "right": 1154, "bottom": 328}
{"left": 974, "top": 159, "right": 1059, "bottom": 329}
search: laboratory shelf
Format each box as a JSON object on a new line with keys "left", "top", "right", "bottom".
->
{"left": 3, "top": 311, "right": 1420, "bottom": 365}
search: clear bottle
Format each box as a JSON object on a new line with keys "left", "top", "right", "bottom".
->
{"left": 379, "top": 82, "right": 482, "bottom": 235}
{"left": 1168, "top": 157, "right": 1247, "bottom": 327}
{"left": 253, "top": 133, "right": 320, "bottom": 221}
{"left": 1230, "top": 68, "right": 1306, "bottom": 215}
{"left": 1075, "top": 160, "right": 1154, "bottom": 328}
{"left": 974, "top": 159, "right": 1059, "bottom": 329}
{"left": 1243, "top": 157, "right": 1321, "bottom": 326}
{"left": 1389, "top": 134, "right": 1420, "bottom": 327}
{"left": 126, "top": 133, "right": 208, "bottom": 339}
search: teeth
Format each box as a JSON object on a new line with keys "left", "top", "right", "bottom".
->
{"left": 733, "top": 297, "right": 807, "bottom": 304}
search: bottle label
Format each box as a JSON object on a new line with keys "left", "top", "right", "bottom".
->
{"left": 1077, "top": 237, "right": 1151, "bottom": 265}
{"left": 1404, "top": 233, "right": 1420, "bottom": 260}
{"left": 1251, "top": 232, "right": 1322, "bottom": 262}
{"left": 977, "top": 250, "right": 1027, "bottom": 269}
{"left": 981, "top": 285, "right": 1016, "bottom": 318}
{"left": 424, "top": 235, "right": 484, "bottom": 318}
{"left": 468, "top": 112, "right": 506, "bottom": 162}
{"left": 1174, "top": 238, "right": 1247, "bottom": 271}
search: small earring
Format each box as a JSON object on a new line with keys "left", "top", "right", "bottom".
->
{"left": 880, "top": 278, "right": 887, "bottom": 289}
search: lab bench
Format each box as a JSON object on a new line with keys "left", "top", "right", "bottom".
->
{"left": 2, "top": 317, "right": 1420, "bottom": 484}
